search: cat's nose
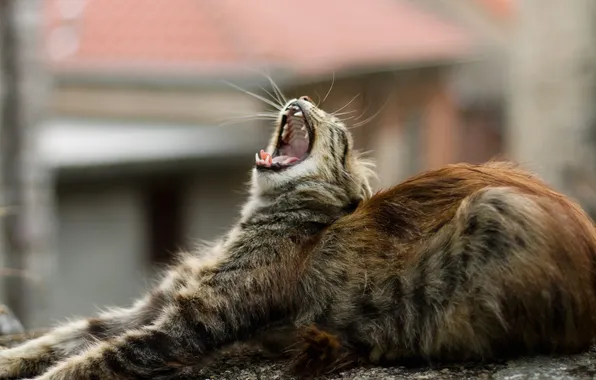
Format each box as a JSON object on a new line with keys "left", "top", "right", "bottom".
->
{"left": 299, "top": 96, "right": 313, "bottom": 104}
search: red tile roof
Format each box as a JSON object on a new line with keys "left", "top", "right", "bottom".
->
{"left": 44, "top": 0, "right": 473, "bottom": 76}
{"left": 44, "top": 0, "right": 242, "bottom": 70}
{"left": 476, "top": 0, "right": 515, "bottom": 19}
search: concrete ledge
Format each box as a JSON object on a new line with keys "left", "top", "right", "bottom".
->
{"left": 1, "top": 332, "right": 595, "bottom": 379}
{"left": 183, "top": 348, "right": 596, "bottom": 379}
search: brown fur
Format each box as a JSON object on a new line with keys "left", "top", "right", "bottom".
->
{"left": 288, "top": 325, "right": 360, "bottom": 377}
{"left": 289, "top": 161, "right": 596, "bottom": 376}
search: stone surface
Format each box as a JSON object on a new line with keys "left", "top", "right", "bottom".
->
{"left": 1, "top": 330, "right": 596, "bottom": 379}
{"left": 182, "top": 348, "right": 596, "bottom": 380}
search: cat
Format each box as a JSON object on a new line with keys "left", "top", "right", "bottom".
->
{"left": 1, "top": 95, "right": 596, "bottom": 379}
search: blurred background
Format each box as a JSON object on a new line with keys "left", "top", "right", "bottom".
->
{"left": 1, "top": 0, "right": 595, "bottom": 329}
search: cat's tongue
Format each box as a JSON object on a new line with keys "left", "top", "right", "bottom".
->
{"left": 255, "top": 150, "right": 299, "bottom": 167}
{"left": 272, "top": 156, "right": 299, "bottom": 165}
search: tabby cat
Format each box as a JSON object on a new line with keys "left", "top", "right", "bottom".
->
{"left": 1, "top": 95, "right": 596, "bottom": 380}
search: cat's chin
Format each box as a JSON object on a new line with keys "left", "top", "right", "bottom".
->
{"left": 252, "top": 157, "right": 319, "bottom": 193}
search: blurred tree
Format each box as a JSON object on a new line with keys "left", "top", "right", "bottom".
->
{"left": 0, "top": 0, "right": 28, "bottom": 322}
{"left": 508, "top": 0, "right": 596, "bottom": 198}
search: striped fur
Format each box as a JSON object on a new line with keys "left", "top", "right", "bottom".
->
{"left": 1, "top": 97, "right": 596, "bottom": 379}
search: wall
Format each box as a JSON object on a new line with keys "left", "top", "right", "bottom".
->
{"left": 181, "top": 167, "right": 251, "bottom": 244}
{"left": 508, "top": 0, "right": 596, "bottom": 192}
{"left": 29, "top": 183, "right": 149, "bottom": 327}
{"left": 49, "top": 85, "right": 262, "bottom": 125}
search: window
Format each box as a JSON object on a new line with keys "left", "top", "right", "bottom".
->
{"left": 144, "top": 179, "right": 183, "bottom": 266}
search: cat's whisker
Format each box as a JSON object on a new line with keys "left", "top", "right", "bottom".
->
{"left": 216, "top": 115, "right": 279, "bottom": 127}
{"left": 223, "top": 81, "right": 283, "bottom": 111}
{"left": 219, "top": 116, "right": 278, "bottom": 123}
{"left": 266, "top": 74, "right": 288, "bottom": 105}
{"left": 238, "top": 67, "right": 287, "bottom": 107}
{"left": 314, "top": 91, "right": 322, "bottom": 107}
{"left": 332, "top": 94, "right": 360, "bottom": 115}
{"left": 250, "top": 112, "right": 281, "bottom": 118}
{"left": 350, "top": 96, "right": 391, "bottom": 129}
{"left": 338, "top": 116, "right": 357, "bottom": 123}
{"left": 218, "top": 112, "right": 280, "bottom": 121}
{"left": 354, "top": 103, "right": 371, "bottom": 121}
{"left": 259, "top": 86, "right": 284, "bottom": 109}
{"left": 321, "top": 72, "right": 335, "bottom": 105}
{"left": 333, "top": 109, "right": 360, "bottom": 117}
{"left": 256, "top": 67, "right": 287, "bottom": 106}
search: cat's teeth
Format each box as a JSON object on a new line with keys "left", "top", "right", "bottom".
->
{"left": 295, "top": 111, "right": 303, "bottom": 117}
{"left": 255, "top": 153, "right": 259, "bottom": 163}
{"left": 300, "top": 126, "right": 306, "bottom": 131}
{"left": 282, "top": 124, "right": 290, "bottom": 140}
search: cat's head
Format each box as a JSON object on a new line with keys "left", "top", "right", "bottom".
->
{"left": 252, "top": 96, "right": 374, "bottom": 202}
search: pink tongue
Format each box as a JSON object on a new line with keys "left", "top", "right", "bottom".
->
{"left": 272, "top": 155, "right": 299, "bottom": 165}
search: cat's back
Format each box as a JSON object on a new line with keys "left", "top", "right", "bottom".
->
{"left": 323, "top": 161, "right": 596, "bottom": 359}
{"left": 331, "top": 160, "right": 596, "bottom": 275}
{"left": 334, "top": 161, "right": 594, "bottom": 244}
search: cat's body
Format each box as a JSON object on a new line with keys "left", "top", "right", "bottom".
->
{"left": 0, "top": 96, "right": 595, "bottom": 379}
{"left": 290, "top": 162, "right": 596, "bottom": 374}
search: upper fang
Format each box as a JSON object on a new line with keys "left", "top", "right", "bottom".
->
{"left": 282, "top": 124, "right": 289, "bottom": 139}
{"left": 295, "top": 111, "right": 303, "bottom": 117}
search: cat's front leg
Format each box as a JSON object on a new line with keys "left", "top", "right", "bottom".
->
{"left": 0, "top": 291, "right": 166, "bottom": 379}
{"left": 31, "top": 312, "right": 221, "bottom": 379}
{"left": 32, "top": 270, "right": 299, "bottom": 380}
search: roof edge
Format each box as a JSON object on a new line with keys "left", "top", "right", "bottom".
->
{"left": 51, "top": 53, "right": 485, "bottom": 91}
{"left": 51, "top": 64, "right": 299, "bottom": 90}
{"left": 288, "top": 52, "right": 486, "bottom": 87}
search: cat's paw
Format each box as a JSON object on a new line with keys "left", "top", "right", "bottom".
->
{"left": 0, "top": 349, "right": 52, "bottom": 380}
{"left": 288, "top": 325, "right": 358, "bottom": 378}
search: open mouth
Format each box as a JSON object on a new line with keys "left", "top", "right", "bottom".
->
{"left": 255, "top": 102, "right": 313, "bottom": 171}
